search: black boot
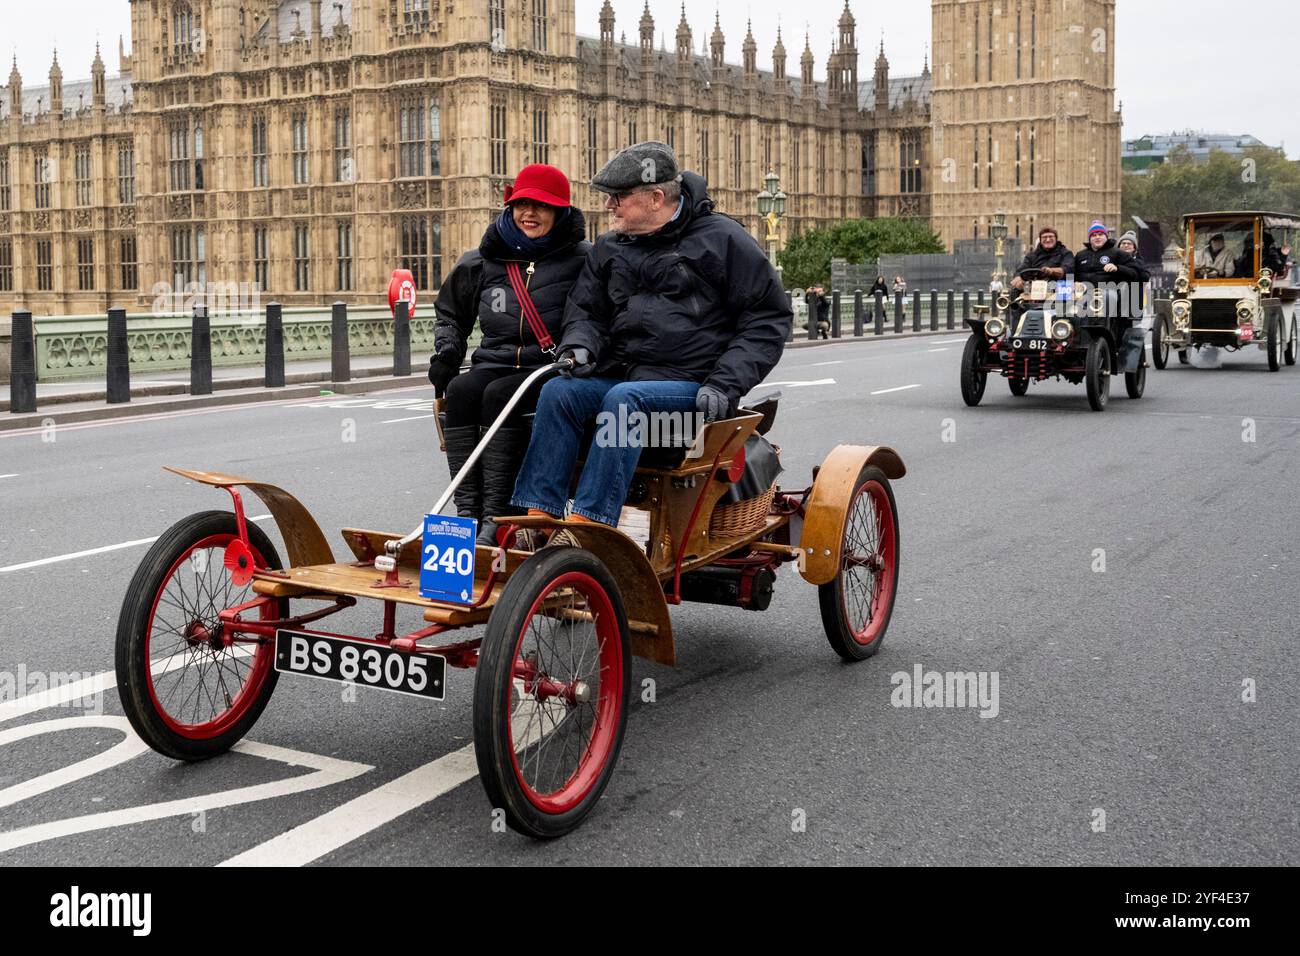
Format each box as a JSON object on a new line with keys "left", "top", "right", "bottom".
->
{"left": 477, "top": 425, "right": 531, "bottom": 546}
{"left": 442, "top": 424, "right": 483, "bottom": 521}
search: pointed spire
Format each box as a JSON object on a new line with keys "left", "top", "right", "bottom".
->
{"left": 710, "top": 11, "right": 725, "bottom": 68}
{"left": 639, "top": 1, "right": 654, "bottom": 52}
{"left": 7, "top": 54, "right": 20, "bottom": 118}
{"left": 48, "top": 48, "right": 63, "bottom": 115}
{"left": 743, "top": 18, "right": 757, "bottom": 74}
{"left": 92, "top": 41, "right": 107, "bottom": 107}
{"left": 599, "top": 0, "right": 615, "bottom": 45}
{"left": 772, "top": 25, "right": 787, "bottom": 81}
{"left": 676, "top": 3, "right": 692, "bottom": 61}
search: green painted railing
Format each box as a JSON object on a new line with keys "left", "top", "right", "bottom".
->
{"left": 32, "top": 305, "right": 443, "bottom": 381}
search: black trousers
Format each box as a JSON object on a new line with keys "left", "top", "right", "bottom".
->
{"left": 442, "top": 364, "right": 554, "bottom": 429}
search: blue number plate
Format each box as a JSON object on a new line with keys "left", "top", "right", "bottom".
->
{"left": 419, "top": 513, "right": 477, "bottom": 604}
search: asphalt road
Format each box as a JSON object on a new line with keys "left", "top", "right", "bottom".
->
{"left": 1, "top": 333, "right": 1297, "bottom": 865}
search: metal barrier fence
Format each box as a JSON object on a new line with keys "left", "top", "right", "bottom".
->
{"left": 19, "top": 303, "right": 439, "bottom": 382}
{"left": 6, "top": 300, "right": 447, "bottom": 414}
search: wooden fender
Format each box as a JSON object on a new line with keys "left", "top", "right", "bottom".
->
{"left": 163, "top": 467, "right": 335, "bottom": 567}
{"left": 798, "top": 445, "right": 905, "bottom": 586}
{"left": 538, "top": 520, "right": 677, "bottom": 668}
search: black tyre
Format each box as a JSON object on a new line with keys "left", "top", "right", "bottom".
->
{"left": 1085, "top": 337, "right": 1111, "bottom": 412}
{"left": 818, "top": 465, "right": 900, "bottom": 662}
{"left": 1286, "top": 318, "right": 1298, "bottom": 366}
{"left": 1125, "top": 363, "right": 1146, "bottom": 399}
{"left": 1267, "top": 314, "right": 1282, "bottom": 371}
{"left": 1008, "top": 376, "right": 1030, "bottom": 396}
{"left": 115, "top": 511, "right": 285, "bottom": 761}
{"left": 473, "top": 547, "right": 631, "bottom": 839}
{"left": 960, "top": 335, "right": 988, "bottom": 406}
{"left": 1151, "top": 318, "right": 1169, "bottom": 369}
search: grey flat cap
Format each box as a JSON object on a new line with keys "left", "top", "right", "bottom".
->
{"left": 591, "top": 140, "right": 681, "bottom": 193}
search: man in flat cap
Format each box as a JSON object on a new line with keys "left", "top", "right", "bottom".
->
{"left": 510, "top": 141, "right": 792, "bottom": 530}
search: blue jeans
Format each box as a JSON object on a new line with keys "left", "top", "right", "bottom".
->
{"left": 511, "top": 377, "right": 701, "bottom": 525}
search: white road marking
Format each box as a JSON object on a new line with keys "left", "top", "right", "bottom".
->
{"left": 0, "top": 474, "right": 18, "bottom": 479}
{"left": 219, "top": 743, "right": 480, "bottom": 867}
{"left": 0, "top": 656, "right": 372, "bottom": 855}
{"left": 927, "top": 348, "right": 950, "bottom": 353}
{"left": 0, "top": 723, "right": 372, "bottom": 854}
{"left": 0, "top": 395, "right": 336, "bottom": 439}
{"left": 221, "top": 687, "right": 557, "bottom": 867}
{"left": 870, "top": 384, "right": 924, "bottom": 395}
{"left": 810, "top": 360, "right": 843, "bottom": 366}
{"left": 0, "top": 515, "right": 273, "bottom": 574}
{"left": 762, "top": 378, "right": 837, "bottom": 388}
{"left": 381, "top": 414, "right": 437, "bottom": 424}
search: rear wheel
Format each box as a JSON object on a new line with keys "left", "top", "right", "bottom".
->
{"left": 1085, "top": 337, "right": 1111, "bottom": 412}
{"left": 115, "top": 511, "right": 285, "bottom": 760}
{"left": 960, "top": 335, "right": 988, "bottom": 406}
{"left": 1267, "top": 315, "right": 1282, "bottom": 371}
{"left": 1008, "top": 375, "right": 1030, "bottom": 396}
{"left": 473, "top": 547, "right": 631, "bottom": 839}
{"left": 1125, "top": 362, "right": 1146, "bottom": 399}
{"left": 1152, "top": 318, "right": 1169, "bottom": 369}
{"left": 1286, "top": 318, "right": 1298, "bottom": 366}
{"left": 818, "top": 465, "right": 900, "bottom": 662}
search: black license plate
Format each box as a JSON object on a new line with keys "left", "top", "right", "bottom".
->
{"left": 274, "top": 630, "right": 446, "bottom": 700}
{"left": 1011, "top": 338, "right": 1051, "bottom": 350}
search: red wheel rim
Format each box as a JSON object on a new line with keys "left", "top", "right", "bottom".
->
{"left": 839, "top": 480, "right": 897, "bottom": 647}
{"left": 505, "top": 571, "right": 624, "bottom": 815}
{"left": 143, "top": 533, "right": 276, "bottom": 739}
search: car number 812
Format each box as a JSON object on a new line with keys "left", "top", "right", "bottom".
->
{"left": 274, "top": 630, "right": 446, "bottom": 700}
{"left": 1012, "top": 338, "right": 1051, "bottom": 350}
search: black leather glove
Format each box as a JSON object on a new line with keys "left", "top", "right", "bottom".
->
{"left": 695, "top": 384, "right": 733, "bottom": 423}
{"left": 558, "top": 347, "right": 595, "bottom": 378}
{"left": 428, "top": 351, "right": 460, "bottom": 395}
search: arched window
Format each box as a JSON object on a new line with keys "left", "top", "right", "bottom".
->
{"left": 173, "top": 4, "right": 196, "bottom": 57}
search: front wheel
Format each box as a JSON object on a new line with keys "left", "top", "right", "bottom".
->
{"left": 1286, "top": 318, "right": 1298, "bottom": 366}
{"left": 115, "top": 511, "right": 285, "bottom": 761}
{"left": 1085, "top": 337, "right": 1111, "bottom": 411}
{"left": 1152, "top": 318, "right": 1169, "bottom": 369}
{"left": 1125, "top": 362, "right": 1146, "bottom": 399}
{"left": 960, "top": 335, "right": 988, "bottom": 406}
{"left": 473, "top": 547, "right": 631, "bottom": 839}
{"left": 1267, "top": 315, "right": 1282, "bottom": 371}
{"left": 818, "top": 465, "right": 900, "bottom": 662}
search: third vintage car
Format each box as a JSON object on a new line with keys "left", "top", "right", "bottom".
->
{"left": 1153, "top": 210, "right": 1300, "bottom": 371}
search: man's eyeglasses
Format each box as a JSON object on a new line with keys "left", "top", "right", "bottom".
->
{"left": 605, "top": 186, "right": 657, "bottom": 209}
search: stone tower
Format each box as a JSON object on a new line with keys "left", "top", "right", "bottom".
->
{"left": 929, "top": 0, "right": 1122, "bottom": 248}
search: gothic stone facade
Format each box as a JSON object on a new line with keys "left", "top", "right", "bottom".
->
{"left": 0, "top": 0, "right": 1118, "bottom": 316}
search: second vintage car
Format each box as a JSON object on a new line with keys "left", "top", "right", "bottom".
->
{"left": 960, "top": 268, "right": 1148, "bottom": 412}
{"left": 1152, "top": 210, "right": 1299, "bottom": 371}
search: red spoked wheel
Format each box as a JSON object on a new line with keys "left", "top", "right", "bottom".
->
{"left": 818, "top": 465, "right": 900, "bottom": 661}
{"left": 115, "top": 510, "right": 285, "bottom": 760}
{"left": 473, "top": 547, "right": 631, "bottom": 839}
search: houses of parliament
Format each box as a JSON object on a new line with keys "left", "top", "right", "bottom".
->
{"left": 0, "top": 0, "right": 1121, "bottom": 314}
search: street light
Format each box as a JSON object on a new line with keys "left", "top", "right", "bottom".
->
{"left": 990, "top": 209, "right": 1009, "bottom": 292}
{"left": 757, "top": 171, "right": 786, "bottom": 274}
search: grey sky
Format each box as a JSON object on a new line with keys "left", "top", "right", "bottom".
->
{"left": 4, "top": 1, "right": 1295, "bottom": 158}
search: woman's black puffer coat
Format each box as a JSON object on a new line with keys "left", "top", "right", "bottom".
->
{"left": 432, "top": 208, "right": 590, "bottom": 370}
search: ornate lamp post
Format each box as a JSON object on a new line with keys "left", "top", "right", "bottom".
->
{"left": 756, "top": 170, "right": 787, "bottom": 278}
{"left": 990, "top": 209, "right": 1009, "bottom": 290}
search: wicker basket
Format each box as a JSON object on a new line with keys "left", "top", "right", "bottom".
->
{"left": 709, "top": 483, "right": 777, "bottom": 537}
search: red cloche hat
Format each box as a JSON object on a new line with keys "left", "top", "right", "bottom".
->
{"left": 503, "top": 164, "right": 571, "bottom": 208}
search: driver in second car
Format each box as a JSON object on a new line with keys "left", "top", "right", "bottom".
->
{"left": 509, "top": 141, "right": 792, "bottom": 532}
{"left": 1010, "top": 227, "right": 1073, "bottom": 291}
